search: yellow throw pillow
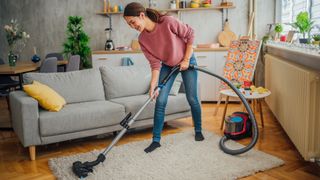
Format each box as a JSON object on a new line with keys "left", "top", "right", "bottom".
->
{"left": 23, "top": 81, "right": 66, "bottom": 112}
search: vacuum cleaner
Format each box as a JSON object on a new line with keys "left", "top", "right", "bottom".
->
{"left": 72, "top": 65, "right": 258, "bottom": 178}
{"left": 189, "top": 65, "right": 258, "bottom": 155}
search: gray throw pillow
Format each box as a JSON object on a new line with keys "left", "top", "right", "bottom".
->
{"left": 100, "top": 66, "right": 151, "bottom": 99}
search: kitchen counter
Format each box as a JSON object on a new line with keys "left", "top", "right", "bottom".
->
{"left": 266, "top": 44, "right": 320, "bottom": 72}
{"left": 92, "top": 47, "right": 228, "bottom": 55}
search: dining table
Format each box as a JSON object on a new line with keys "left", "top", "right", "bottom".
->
{"left": 0, "top": 60, "right": 68, "bottom": 89}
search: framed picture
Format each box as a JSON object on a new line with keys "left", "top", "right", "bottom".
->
{"left": 286, "top": 31, "right": 295, "bottom": 43}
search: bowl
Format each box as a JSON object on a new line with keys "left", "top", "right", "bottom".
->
{"left": 190, "top": 2, "right": 200, "bottom": 8}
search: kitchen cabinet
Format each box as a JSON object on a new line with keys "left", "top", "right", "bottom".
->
{"left": 195, "top": 51, "right": 215, "bottom": 101}
{"left": 92, "top": 49, "right": 228, "bottom": 101}
{"left": 214, "top": 51, "right": 227, "bottom": 99}
{"left": 195, "top": 51, "right": 227, "bottom": 101}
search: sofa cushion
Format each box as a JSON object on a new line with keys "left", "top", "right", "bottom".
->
{"left": 169, "top": 74, "right": 183, "bottom": 96}
{"left": 110, "top": 94, "right": 190, "bottom": 120}
{"left": 39, "top": 101, "right": 125, "bottom": 136}
{"left": 100, "top": 66, "right": 151, "bottom": 99}
{"left": 23, "top": 69, "right": 105, "bottom": 104}
{"left": 23, "top": 81, "right": 66, "bottom": 112}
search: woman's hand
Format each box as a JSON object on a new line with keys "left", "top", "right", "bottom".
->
{"left": 149, "top": 84, "right": 159, "bottom": 100}
{"left": 149, "top": 70, "right": 160, "bottom": 100}
{"left": 179, "top": 59, "right": 190, "bottom": 71}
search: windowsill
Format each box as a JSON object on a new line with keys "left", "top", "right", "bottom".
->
{"left": 266, "top": 44, "right": 320, "bottom": 72}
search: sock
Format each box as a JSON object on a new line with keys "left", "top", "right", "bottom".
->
{"left": 195, "top": 132, "right": 204, "bottom": 141}
{"left": 144, "top": 142, "right": 161, "bottom": 153}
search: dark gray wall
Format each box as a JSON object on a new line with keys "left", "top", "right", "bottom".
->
{"left": 1, "top": 0, "right": 109, "bottom": 61}
{"left": 0, "top": 0, "right": 275, "bottom": 64}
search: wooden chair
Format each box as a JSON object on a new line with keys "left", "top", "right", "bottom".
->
{"left": 66, "top": 55, "right": 80, "bottom": 72}
{"left": 214, "top": 39, "right": 262, "bottom": 117}
{"left": 40, "top": 57, "right": 58, "bottom": 73}
{"left": 0, "top": 58, "right": 20, "bottom": 111}
{"left": 45, "top": 53, "right": 64, "bottom": 72}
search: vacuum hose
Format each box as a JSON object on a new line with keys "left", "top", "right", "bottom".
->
{"left": 189, "top": 64, "right": 259, "bottom": 155}
{"left": 72, "top": 65, "right": 258, "bottom": 178}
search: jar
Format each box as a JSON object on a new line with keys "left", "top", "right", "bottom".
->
{"left": 170, "top": 0, "right": 176, "bottom": 9}
{"left": 113, "top": 5, "right": 118, "bottom": 12}
{"left": 8, "top": 51, "right": 17, "bottom": 67}
{"left": 179, "top": 0, "right": 186, "bottom": 8}
{"left": 149, "top": 0, "right": 157, "bottom": 8}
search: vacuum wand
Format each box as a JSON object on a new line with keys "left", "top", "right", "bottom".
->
{"left": 72, "top": 65, "right": 180, "bottom": 178}
{"left": 72, "top": 64, "right": 258, "bottom": 178}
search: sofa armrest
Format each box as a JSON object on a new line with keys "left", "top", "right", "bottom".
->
{"left": 9, "top": 91, "right": 41, "bottom": 147}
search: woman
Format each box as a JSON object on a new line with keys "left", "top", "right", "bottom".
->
{"left": 123, "top": 2, "right": 204, "bottom": 153}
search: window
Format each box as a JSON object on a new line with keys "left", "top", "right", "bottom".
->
{"left": 311, "top": 0, "right": 320, "bottom": 33}
{"left": 280, "top": 0, "right": 320, "bottom": 34}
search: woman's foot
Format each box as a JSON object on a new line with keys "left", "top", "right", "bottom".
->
{"left": 195, "top": 132, "right": 204, "bottom": 141}
{"left": 144, "top": 142, "right": 161, "bottom": 153}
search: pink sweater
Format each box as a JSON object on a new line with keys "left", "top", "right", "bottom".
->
{"left": 138, "top": 16, "right": 194, "bottom": 70}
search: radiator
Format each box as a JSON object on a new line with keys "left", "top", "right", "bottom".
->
{"left": 265, "top": 54, "right": 320, "bottom": 161}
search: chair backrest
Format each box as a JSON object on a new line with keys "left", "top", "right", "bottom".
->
{"left": 40, "top": 57, "right": 58, "bottom": 73}
{"left": 66, "top": 55, "right": 80, "bottom": 72}
{"left": 45, "top": 53, "right": 64, "bottom": 61}
{"left": 0, "top": 57, "right": 5, "bottom": 65}
{"left": 220, "top": 39, "right": 262, "bottom": 90}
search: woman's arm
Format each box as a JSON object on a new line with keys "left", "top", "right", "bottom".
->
{"left": 168, "top": 16, "right": 194, "bottom": 45}
{"left": 149, "top": 69, "right": 160, "bottom": 99}
{"left": 180, "top": 43, "right": 194, "bottom": 70}
{"left": 139, "top": 42, "right": 162, "bottom": 98}
{"left": 167, "top": 16, "right": 195, "bottom": 70}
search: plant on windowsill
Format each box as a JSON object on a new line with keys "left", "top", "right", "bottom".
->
{"left": 312, "top": 34, "right": 320, "bottom": 46}
{"left": 63, "top": 16, "right": 92, "bottom": 69}
{"left": 289, "top": 11, "right": 314, "bottom": 44}
{"left": 274, "top": 23, "right": 283, "bottom": 41}
{"left": 4, "top": 19, "right": 30, "bottom": 66}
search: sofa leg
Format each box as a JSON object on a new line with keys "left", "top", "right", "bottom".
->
{"left": 29, "top": 146, "right": 36, "bottom": 161}
{"left": 5, "top": 96, "right": 10, "bottom": 112}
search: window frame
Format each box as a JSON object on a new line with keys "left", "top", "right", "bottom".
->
{"left": 280, "top": 0, "right": 320, "bottom": 35}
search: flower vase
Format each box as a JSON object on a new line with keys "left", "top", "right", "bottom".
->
{"left": 8, "top": 51, "right": 17, "bottom": 67}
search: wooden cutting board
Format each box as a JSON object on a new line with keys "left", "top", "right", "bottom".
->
{"left": 218, "top": 20, "right": 237, "bottom": 47}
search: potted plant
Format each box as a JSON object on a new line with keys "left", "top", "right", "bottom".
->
{"left": 63, "top": 16, "right": 92, "bottom": 69}
{"left": 274, "top": 23, "right": 283, "bottom": 40}
{"left": 312, "top": 34, "right": 320, "bottom": 45}
{"left": 4, "top": 19, "right": 30, "bottom": 66}
{"left": 290, "top": 11, "right": 314, "bottom": 44}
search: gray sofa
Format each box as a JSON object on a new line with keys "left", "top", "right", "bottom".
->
{"left": 9, "top": 66, "right": 191, "bottom": 160}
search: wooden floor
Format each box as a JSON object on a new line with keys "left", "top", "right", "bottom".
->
{"left": 0, "top": 97, "right": 319, "bottom": 180}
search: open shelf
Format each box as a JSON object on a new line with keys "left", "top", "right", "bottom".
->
{"left": 97, "top": 6, "right": 235, "bottom": 15}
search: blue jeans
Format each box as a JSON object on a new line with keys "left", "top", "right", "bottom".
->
{"left": 153, "top": 54, "right": 202, "bottom": 142}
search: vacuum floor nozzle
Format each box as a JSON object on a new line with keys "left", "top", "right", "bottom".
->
{"left": 72, "top": 153, "right": 106, "bottom": 178}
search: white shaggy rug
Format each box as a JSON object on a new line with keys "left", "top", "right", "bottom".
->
{"left": 49, "top": 131, "right": 284, "bottom": 180}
